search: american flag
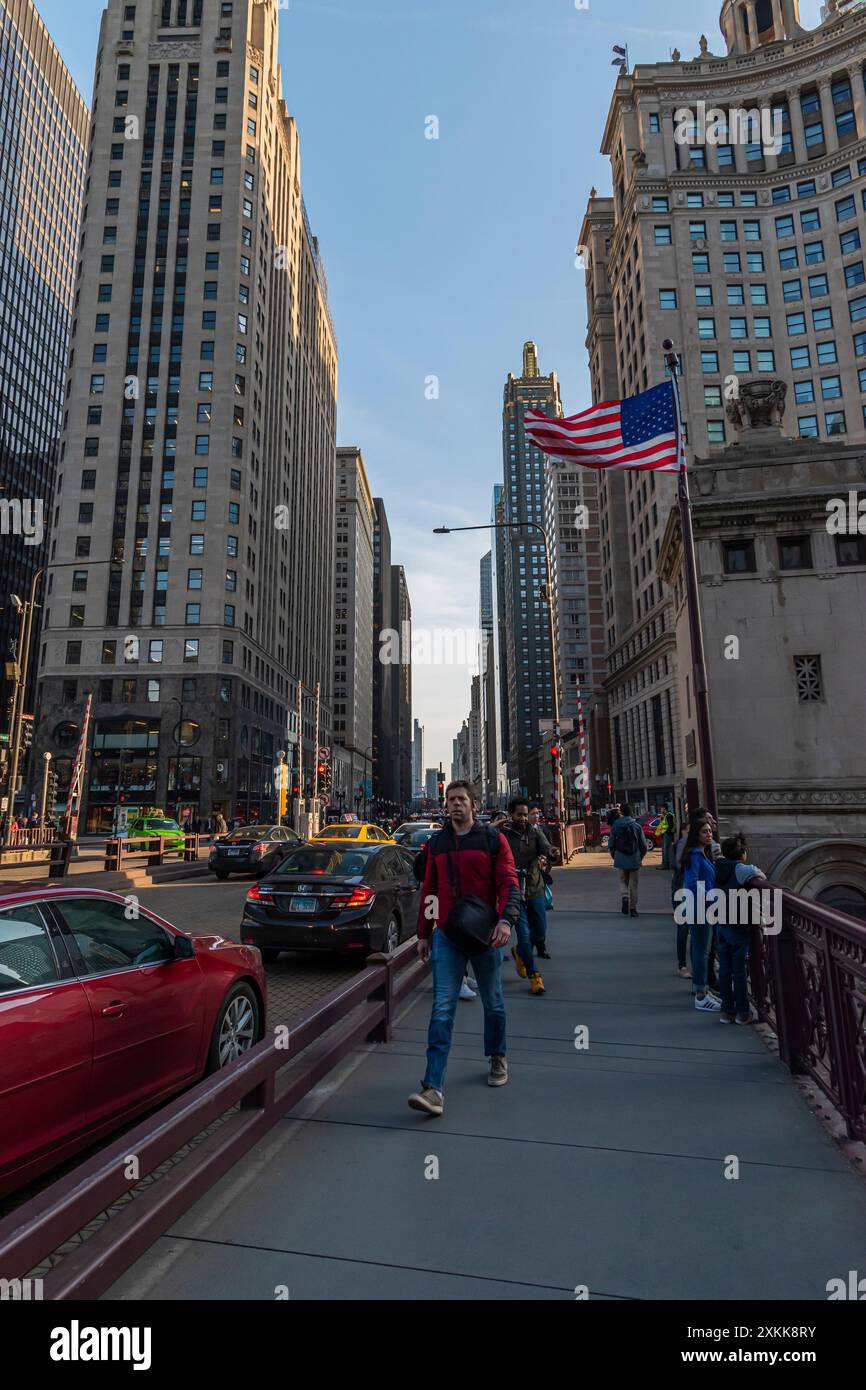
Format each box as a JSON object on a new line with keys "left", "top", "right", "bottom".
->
{"left": 524, "top": 381, "right": 681, "bottom": 473}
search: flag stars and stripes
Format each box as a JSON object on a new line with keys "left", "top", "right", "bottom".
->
{"left": 524, "top": 382, "right": 680, "bottom": 473}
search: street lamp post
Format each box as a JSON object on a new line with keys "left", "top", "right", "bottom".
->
{"left": 433, "top": 521, "right": 565, "bottom": 824}
{"left": 2, "top": 568, "right": 43, "bottom": 838}
{"left": 169, "top": 694, "right": 185, "bottom": 819}
{"left": 40, "top": 751, "right": 52, "bottom": 826}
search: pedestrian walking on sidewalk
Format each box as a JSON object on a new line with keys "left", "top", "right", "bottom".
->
{"left": 683, "top": 821, "right": 720, "bottom": 1011}
{"left": 501, "top": 799, "right": 554, "bottom": 992}
{"left": 609, "top": 803, "right": 647, "bottom": 917}
{"left": 408, "top": 780, "right": 520, "bottom": 1117}
{"left": 714, "top": 833, "right": 765, "bottom": 1025}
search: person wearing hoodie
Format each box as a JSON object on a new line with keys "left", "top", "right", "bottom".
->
{"left": 609, "top": 802, "right": 648, "bottom": 917}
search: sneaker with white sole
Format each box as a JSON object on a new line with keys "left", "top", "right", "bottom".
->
{"left": 408, "top": 1086, "right": 444, "bottom": 1116}
{"left": 695, "top": 992, "right": 722, "bottom": 1011}
{"left": 488, "top": 1055, "right": 508, "bottom": 1086}
{"left": 719, "top": 1011, "right": 736, "bottom": 1024}
{"left": 459, "top": 979, "right": 477, "bottom": 1000}
{"left": 736, "top": 1009, "right": 758, "bottom": 1025}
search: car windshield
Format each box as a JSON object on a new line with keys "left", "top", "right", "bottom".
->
{"left": 403, "top": 829, "right": 433, "bottom": 846}
{"left": 225, "top": 826, "right": 270, "bottom": 840}
{"left": 144, "top": 820, "right": 180, "bottom": 832}
{"left": 315, "top": 826, "right": 362, "bottom": 839}
{"left": 274, "top": 847, "right": 376, "bottom": 877}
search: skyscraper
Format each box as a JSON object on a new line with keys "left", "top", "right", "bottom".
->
{"left": 412, "top": 717, "right": 424, "bottom": 801}
{"left": 332, "top": 447, "right": 374, "bottom": 815}
{"left": 581, "top": 0, "right": 866, "bottom": 810}
{"left": 390, "top": 563, "right": 412, "bottom": 812}
{"left": 372, "top": 497, "right": 395, "bottom": 807}
{"left": 34, "top": 0, "right": 337, "bottom": 830}
{"left": 0, "top": 0, "right": 88, "bottom": 792}
{"left": 501, "top": 341, "right": 561, "bottom": 795}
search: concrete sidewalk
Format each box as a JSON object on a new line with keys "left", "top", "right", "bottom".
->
{"left": 104, "top": 859, "right": 866, "bottom": 1301}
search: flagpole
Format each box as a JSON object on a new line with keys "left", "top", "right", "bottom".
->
{"left": 663, "top": 339, "right": 718, "bottom": 822}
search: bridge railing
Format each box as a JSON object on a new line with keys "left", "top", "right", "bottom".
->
{"left": 752, "top": 885, "right": 866, "bottom": 1144}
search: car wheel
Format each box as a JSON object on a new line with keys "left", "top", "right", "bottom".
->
{"left": 383, "top": 916, "right": 400, "bottom": 953}
{"left": 206, "top": 982, "right": 260, "bottom": 1074}
{"left": 214, "top": 870, "right": 229, "bottom": 880}
{"left": 260, "top": 948, "right": 281, "bottom": 964}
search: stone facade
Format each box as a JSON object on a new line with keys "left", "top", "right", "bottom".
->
{"left": 580, "top": 0, "right": 866, "bottom": 816}
{"left": 658, "top": 393, "right": 866, "bottom": 911}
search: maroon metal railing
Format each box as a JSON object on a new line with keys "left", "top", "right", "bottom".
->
{"left": 751, "top": 885, "right": 866, "bottom": 1143}
{"left": 0, "top": 938, "right": 427, "bottom": 1300}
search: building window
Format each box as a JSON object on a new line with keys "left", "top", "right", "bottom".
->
{"left": 722, "top": 540, "right": 756, "bottom": 574}
{"left": 147, "top": 679, "right": 161, "bottom": 703}
{"left": 654, "top": 225, "right": 672, "bottom": 245}
{"left": 798, "top": 414, "right": 819, "bottom": 437}
{"left": 66, "top": 642, "right": 82, "bottom": 665}
{"left": 102, "top": 640, "right": 116, "bottom": 664}
{"left": 184, "top": 639, "right": 200, "bottom": 662}
{"left": 778, "top": 535, "right": 812, "bottom": 570}
{"left": 835, "top": 534, "right": 866, "bottom": 565}
{"left": 794, "top": 655, "right": 823, "bottom": 702}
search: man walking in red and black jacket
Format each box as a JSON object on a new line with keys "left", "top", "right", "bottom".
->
{"left": 408, "top": 780, "right": 520, "bottom": 1116}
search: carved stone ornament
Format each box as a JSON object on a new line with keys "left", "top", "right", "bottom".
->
{"left": 725, "top": 378, "right": 787, "bottom": 431}
{"left": 149, "top": 42, "right": 202, "bottom": 59}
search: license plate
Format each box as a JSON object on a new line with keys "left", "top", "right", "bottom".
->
{"left": 228, "top": 848, "right": 243, "bottom": 856}
{"left": 291, "top": 897, "right": 316, "bottom": 913}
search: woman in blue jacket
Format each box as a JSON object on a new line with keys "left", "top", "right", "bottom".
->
{"left": 683, "top": 820, "right": 720, "bottom": 1011}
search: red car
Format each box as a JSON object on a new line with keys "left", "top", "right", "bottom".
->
{"left": 0, "top": 886, "right": 266, "bottom": 1199}
{"left": 638, "top": 815, "right": 663, "bottom": 849}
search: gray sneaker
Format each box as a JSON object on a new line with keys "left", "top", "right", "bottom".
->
{"left": 408, "top": 1086, "right": 443, "bottom": 1116}
{"left": 735, "top": 1009, "right": 758, "bottom": 1025}
{"left": 488, "top": 1055, "right": 508, "bottom": 1087}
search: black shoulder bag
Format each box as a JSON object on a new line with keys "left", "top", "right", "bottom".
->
{"left": 440, "top": 828, "right": 500, "bottom": 957}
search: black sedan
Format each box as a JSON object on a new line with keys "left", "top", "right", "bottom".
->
{"left": 209, "top": 824, "right": 303, "bottom": 879}
{"left": 240, "top": 842, "right": 419, "bottom": 960}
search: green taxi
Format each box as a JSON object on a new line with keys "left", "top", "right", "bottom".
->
{"left": 129, "top": 814, "right": 186, "bottom": 853}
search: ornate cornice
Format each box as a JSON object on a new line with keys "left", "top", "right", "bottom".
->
{"left": 723, "top": 788, "right": 866, "bottom": 808}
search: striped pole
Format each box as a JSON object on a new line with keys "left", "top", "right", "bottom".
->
{"left": 574, "top": 680, "right": 591, "bottom": 816}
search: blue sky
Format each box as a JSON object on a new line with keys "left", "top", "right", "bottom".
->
{"left": 37, "top": 0, "right": 823, "bottom": 770}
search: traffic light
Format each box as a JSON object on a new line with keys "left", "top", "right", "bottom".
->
{"left": 277, "top": 761, "right": 288, "bottom": 820}
{"left": 437, "top": 775, "right": 444, "bottom": 806}
{"left": 550, "top": 742, "right": 560, "bottom": 766}
{"left": 291, "top": 764, "right": 300, "bottom": 799}
{"left": 22, "top": 716, "right": 34, "bottom": 752}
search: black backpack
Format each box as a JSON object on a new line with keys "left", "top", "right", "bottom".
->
{"left": 614, "top": 819, "right": 640, "bottom": 856}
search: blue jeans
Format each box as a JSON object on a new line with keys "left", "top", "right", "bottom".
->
{"left": 718, "top": 924, "right": 750, "bottom": 1017}
{"left": 662, "top": 832, "right": 673, "bottom": 869}
{"left": 516, "top": 896, "right": 546, "bottom": 976}
{"left": 690, "top": 921, "right": 713, "bottom": 994}
{"left": 423, "top": 929, "right": 506, "bottom": 1093}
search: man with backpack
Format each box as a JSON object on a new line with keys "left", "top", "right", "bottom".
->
{"left": 408, "top": 780, "right": 520, "bottom": 1117}
{"left": 501, "top": 798, "right": 554, "bottom": 993}
{"left": 609, "top": 802, "right": 648, "bottom": 916}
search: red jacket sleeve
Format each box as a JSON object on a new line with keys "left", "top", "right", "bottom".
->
{"left": 494, "top": 835, "right": 521, "bottom": 927}
{"left": 417, "top": 841, "right": 439, "bottom": 940}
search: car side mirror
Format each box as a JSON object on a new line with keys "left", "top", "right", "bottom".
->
{"left": 173, "top": 933, "right": 195, "bottom": 960}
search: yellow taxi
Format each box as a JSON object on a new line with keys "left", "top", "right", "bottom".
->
{"left": 311, "top": 822, "right": 396, "bottom": 845}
